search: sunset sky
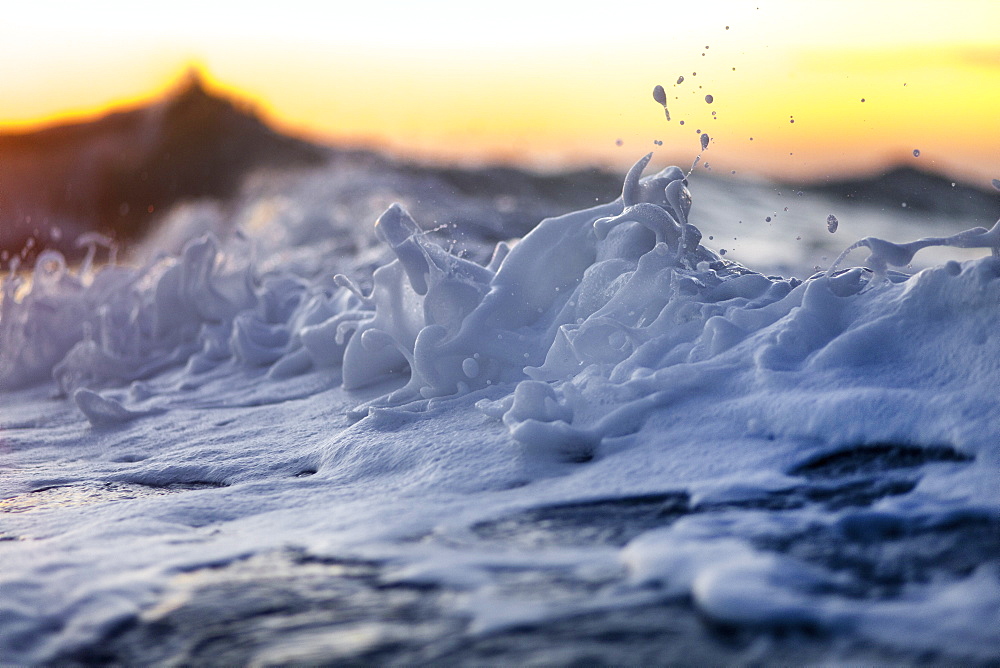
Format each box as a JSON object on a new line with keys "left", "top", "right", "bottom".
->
{"left": 2, "top": 0, "right": 998, "bottom": 182}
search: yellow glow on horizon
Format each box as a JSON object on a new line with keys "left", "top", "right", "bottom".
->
{"left": 2, "top": 1, "right": 999, "bottom": 182}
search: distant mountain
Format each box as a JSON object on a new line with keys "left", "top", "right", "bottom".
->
{"left": 0, "top": 72, "right": 327, "bottom": 264}
{"left": 805, "top": 165, "right": 1000, "bottom": 226}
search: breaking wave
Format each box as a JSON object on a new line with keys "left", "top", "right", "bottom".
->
{"left": 5, "top": 154, "right": 1000, "bottom": 452}
{"left": 3, "top": 154, "right": 1000, "bottom": 663}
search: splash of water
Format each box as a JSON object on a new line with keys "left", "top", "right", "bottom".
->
{"left": 5, "top": 155, "right": 1000, "bottom": 463}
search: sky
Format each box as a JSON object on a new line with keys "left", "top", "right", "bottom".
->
{"left": 1, "top": 0, "right": 999, "bottom": 182}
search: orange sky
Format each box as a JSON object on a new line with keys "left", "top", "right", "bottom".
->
{"left": 2, "top": 1, "right": 999, "bottom": 183}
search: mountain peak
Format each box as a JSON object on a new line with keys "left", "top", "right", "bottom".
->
{"left": 0, "top": 74, "right": 328, "bottom": 263}
{"left": 176, "top": 67, "right": 209, "bottom": 97}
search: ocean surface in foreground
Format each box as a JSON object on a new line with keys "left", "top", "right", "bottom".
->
{"left": 2, "top": 154, "right": 1000, "bottom": 664}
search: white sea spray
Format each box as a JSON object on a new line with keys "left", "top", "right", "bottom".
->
{"left": 3, "top": 156, "right": 1000, "bottom": 663}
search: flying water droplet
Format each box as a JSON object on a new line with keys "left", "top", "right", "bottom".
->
{"left": 827, "top": 214, "right": 839, "bottom": 233}
{"left": 653, "top": 85, "right": 667, "bottom": 106}
{"left": 653, "top": 85, "right": 670, "bottom": 121}
{"left": 700, "top": 133, "right": 710, "bottom": 151}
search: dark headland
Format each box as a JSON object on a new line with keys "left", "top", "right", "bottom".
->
{"left": 0, "top": 71, "right": 327, "bottom": 264}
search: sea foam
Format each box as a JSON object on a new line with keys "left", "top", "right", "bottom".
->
{"left": 2, "top": 155, "right": 1000, "bottom": 663}
{"left": 5, "top": 153, "right": 999, "bottom": 456}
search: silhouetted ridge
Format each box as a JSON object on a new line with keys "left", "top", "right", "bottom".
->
{"left": 0, "top": 73, "right": 328, "bottom": 263}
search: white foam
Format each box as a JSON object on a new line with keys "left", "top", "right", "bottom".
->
{"left": 3, "top": 155, "right": 1000, "bottom": 662}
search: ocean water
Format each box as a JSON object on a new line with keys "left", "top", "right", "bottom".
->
{"left": 2, "top": 153, "right": 1000, "bottom": 665}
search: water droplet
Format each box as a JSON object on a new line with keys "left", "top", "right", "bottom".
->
{"left": 860, "top": 98, "right": 866, "bottom": 102}
{"left": 677, "top": 75, "right": 685, "bottom": 84}
{"left": 705, "top": 94, "right": 714, "bottom": 104}
{"left": 827, "top": 214, "right": 839, "bottom": 233}
{"left": 765, "top": 216, "right": 771, "bottom": 222}
{"left": 653, "top": 85, "right": 667, "bottom": 106}
{"left": 912, "top": 149, "right": 921, "bottom": 157}
{"left": 700, "top": 133, "right": 710, "bottom": 151}
{"left": 616, "top": 139, "right": 623, "bottom": 147}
